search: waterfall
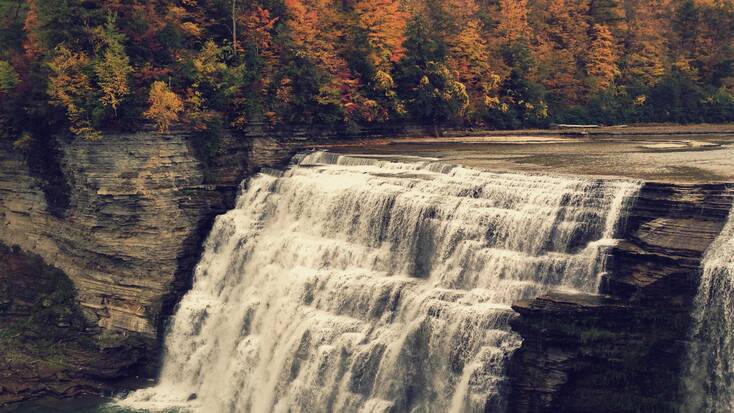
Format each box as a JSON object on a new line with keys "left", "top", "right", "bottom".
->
{"left": 119, "top": 152, "right": 639, "bottom": 413}
{"left": 684, "top": 202, "right": 734, "bottom": 412}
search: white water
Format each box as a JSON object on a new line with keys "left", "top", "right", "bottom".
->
{"left": 120, "top": 152, "right": 639, "bottom": 413}
{"left": 683, "top": 200, "right": 734, "bottom": 412}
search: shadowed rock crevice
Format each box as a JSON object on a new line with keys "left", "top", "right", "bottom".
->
{"left": 25, "top": 136, "right": 71, "bottom": 219}
{"left": 0, "top": 243, "right": 150, "bottom": 406}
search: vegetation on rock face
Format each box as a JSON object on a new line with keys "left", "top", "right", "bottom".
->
{"left": 0, "top": 243, "right": 152, "bottom": 391}
{"left": 0, "top": 243, "right": 92, "bottom": 368}
{"left": 1, "top": 0, "right": 734, "bottom": 148}
{"left": 144, "top": 80, "right": 184, "bottom": 132}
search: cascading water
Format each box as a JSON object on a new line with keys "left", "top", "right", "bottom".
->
{"left": 120, "top": 152, "right": 639, "bottom": 413}
{"left": 683, "top": 200, "right": 734, "bottom": 413}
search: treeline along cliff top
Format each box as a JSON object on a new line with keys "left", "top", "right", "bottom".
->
{"left": 2, "top": 0, "right": 734, "bottom": 147}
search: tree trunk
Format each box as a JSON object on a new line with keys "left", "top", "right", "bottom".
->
{"left": 232, "top": 0, "right": 237, "bottom": 55}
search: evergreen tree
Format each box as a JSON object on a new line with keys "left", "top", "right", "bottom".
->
{"left": 94, "top": 16, "right": 132, "bottom": 116}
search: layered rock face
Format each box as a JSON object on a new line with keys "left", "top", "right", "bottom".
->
{"left": 508, "top": 183, "right": 734, "bottom": 413}
{"left": 0, "top": 131, "right": 302, "bottom": 405}
{"left": 2, "top": 131, "right": 732, "bottom": 411}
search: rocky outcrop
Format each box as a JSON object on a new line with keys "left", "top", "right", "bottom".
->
{"left": 508, "top": 183, "right": 734, "bottom": 413}
{"left": 0, "top": 244, "right": 147, "bottom": 406}
{"left": 0, "top": 130, "right": 306, "bottom": 405}
{"left": 3, "top": 130, "right": 733, "bottom": 410}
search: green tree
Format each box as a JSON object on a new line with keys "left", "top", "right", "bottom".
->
{"left": 411, "top": 62, "right": 469, "bottom": 128}
{"left": 47, "top": 45, "right": 100, "bottom": 140}
{"left": 94, "top": 16, "right": 132, "bottom": 116}
{"left": 0, "top": 60, "right": 19, "bottom": 92}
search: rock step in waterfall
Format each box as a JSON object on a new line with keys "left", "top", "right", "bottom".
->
{"left": 684, "top": 189, "right": 734, "bottom": 413}
{"left": 119, "top": 152, "right": 640, "bottom": 413}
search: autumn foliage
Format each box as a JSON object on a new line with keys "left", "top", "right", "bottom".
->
{"left": 2, "top": 0, "right": 734, "bottom": 144}
{"left": 144, "top": 81, "right": 184, "bottom": 132}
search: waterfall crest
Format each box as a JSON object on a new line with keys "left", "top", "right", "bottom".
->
{"left": 684, "top": 201, "right": 734, "bottom": 412}
{"left": 120, "top": 152, "right": 639, "bottom": 413}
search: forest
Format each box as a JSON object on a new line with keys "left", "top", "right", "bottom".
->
{"left": 2, "top": 0, "right": 734, "bottom": 147}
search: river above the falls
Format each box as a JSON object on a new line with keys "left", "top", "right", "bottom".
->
{"left": 324, "top": 132, "right": 734, "bottom": 184}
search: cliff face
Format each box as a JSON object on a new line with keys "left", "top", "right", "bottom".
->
{"left": 0, "top": 131, "right": 303, "bottom": 405}
{"left": 508, "top": 183, "right": 734, "bottom": 413}
{"left": 3, "top": 132, "right": 733, "bottom": 410}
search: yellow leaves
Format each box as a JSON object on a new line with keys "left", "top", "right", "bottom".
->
{"left": 12, "top": 133, "right": 33, "bottom": 152}
{"left": 95, "top": 47, "right": 132, "bottom": 115}
{"left": 181, "top": 22, "right": 203, "bottom": 38}
{"left": 484, "top": 95, "right": 501, "bottom": 108}
{"left": 674, "top": 58, "right": 698, "bottom": 76}
{"left": 144, "top": 81, "right": 184, "bottom": 132}
{"left": 166, "top": 5, "right": 187, "bottom": 22}
{"left": 48, "top": 46, "right": 91, "bottom": 115}
{"left": 634, "top": 95, "right": 647, "bottom": 106}
{"left": 89, "top": 16, "right": 132, "bottom": 115}
{"left": 192, "top": 41, "right": 227, "bottom": 84}
{"left": 165, "top": 5, "right": 205, "bottom": 40}
{"left": 374, "top": 70, "right": 395, "bottom": 92}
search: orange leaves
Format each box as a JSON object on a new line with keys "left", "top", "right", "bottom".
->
{"left": 623, "top": 0, "right": 669, "bottom": 86}
{"left": 241, "top": 6, "right": 279, "bottom": 87}
{"left": 449, "top": 19, "right": 490, "bottom": 88}
{"left": 498, "top": 0, "right": 531, "bottom": 43}
{"left": 241, "top": 6, "right": 279, "bottom": 53}
{"left": 283, "top": 0, "right": 364, "bottom": 121}
{"left": 284, "top": 0, "right": 348, "bottom": 78}
{"left": 586, "top": 24, "right": 620, "bottom": 90}
{"left": 354, "top": 0, "right": 408, "bottom": 67}
{"left": 22, "top": 0, "right": 41, "bottom": 58}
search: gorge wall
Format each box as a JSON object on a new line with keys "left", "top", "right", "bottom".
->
{"left": 0, "top": 131, "right": 305, "bottom": 405}
{"left": 1, "top": 131, "right": 732, "bottom": 412}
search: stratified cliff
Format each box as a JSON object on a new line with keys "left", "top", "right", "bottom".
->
{"left": 508, "top": 183, "right": 734, "bottom": 413}
{"left": 2, "top": 131, "right": 733, "bottom": 410}
{"left": 0, "top": 131, "right": 302, "bottom": 405}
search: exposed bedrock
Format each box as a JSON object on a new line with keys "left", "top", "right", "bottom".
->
{"left": 2, "top": 131, "right": 733, "bottom": 410}
{"left": 0, "top": 131, "right": 305, "bottom": 405}
{"left": 508, "top": 183, "right": 734, "bottom": 413}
